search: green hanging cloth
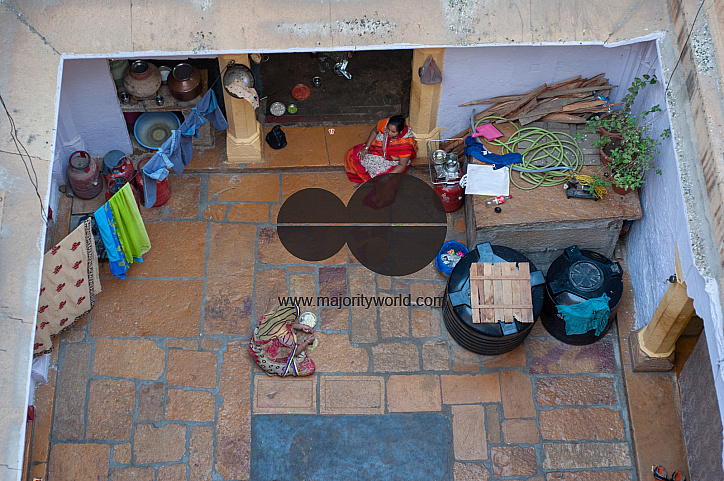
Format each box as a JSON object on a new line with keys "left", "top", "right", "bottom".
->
{"left": 556, "top": 293, "right": 611, "bottom": 336}
{"left": 108, "top": 182, "right": 151, "bottom": 265}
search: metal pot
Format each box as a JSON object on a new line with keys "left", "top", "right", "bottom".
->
{"left": 168, "top": 63, "right": 202, "bottom": 101}
{"left": 223, "top": 63, "right": 255, "bottom": 90}
{"left": 123, "top": 61, "right": 162, "bottom": 99}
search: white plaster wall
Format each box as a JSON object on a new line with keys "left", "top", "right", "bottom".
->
{"left": 437, "top": 44, "right": 649, "bottom": 136}
{"left": 57, "top": 58, "right": 131, "bottom": 162}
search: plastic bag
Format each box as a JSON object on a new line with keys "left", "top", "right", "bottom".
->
{"left": 265, "top": 125, "right": 287, "bottom": 150}
{"left": 419, "top": 56, "right": 442, "bottom": 85}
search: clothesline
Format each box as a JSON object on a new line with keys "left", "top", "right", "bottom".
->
{"left": 138, "top": 88, "right": 229, "bottom": 208}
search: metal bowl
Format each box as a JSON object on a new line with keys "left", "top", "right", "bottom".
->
{"left": 134, "top": 112, "right": 180, "bottom": 150}
{"left": 432, "top": 149, "right": 446, "bottom": 165}
{"left": 270, "top": 102, "right": 286, "bottom": 116}
{"left": 223, "top": 64, "right": 255, "bottom": 99}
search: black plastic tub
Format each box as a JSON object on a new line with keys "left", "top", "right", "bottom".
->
{"left": 541, "top": 245, "right": 623, "bottom": 345}
{"left": 444, "top": 243, "right": 546, "bottom": 355}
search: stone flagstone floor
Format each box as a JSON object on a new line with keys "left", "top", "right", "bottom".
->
{"left": 26, "top": 126, "right": 689, "bottom": 480}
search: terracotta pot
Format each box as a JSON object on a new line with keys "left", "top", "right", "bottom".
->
{"left": 612, "top": 184, "right": 635, "bottom": 195}
{"left": 123, "top": 61, "right": 162, "bottom": 99}
{"left": 168, "top": 63, "right": 202, "bottom": 101}
{"left": 599, "top": 148, "right": 611, "bottom": 167}
{"left": 599, "top": 125, "right": 623, "bottom": 140}
{"left": 598, "top": 113, "right": 624, "bottom": 140}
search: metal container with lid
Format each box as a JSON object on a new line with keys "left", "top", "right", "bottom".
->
{"left": 540, "top": 245, "right": 623, "bottom": 345}
{"left": 444, "top": 243, "right": 546, "bottom": 355}
{"left": 168, "top": 63, "right": 202, "bottom": 101}
{"left": 123, "top": 60, "right": 162, "bottom": 99}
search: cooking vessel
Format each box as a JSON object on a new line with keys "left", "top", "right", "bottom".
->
{"left": 168, "top": 63, "right": 202, "bottom": 101}
{"left": 123, "top": 60, "right": 162, "bottom": 99}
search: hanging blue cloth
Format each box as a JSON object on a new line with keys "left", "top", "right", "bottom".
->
{"left": 141, "top": 131, "right": 182, "bottom": 208}
{"left": 93, "top": 203, "right": 132, "bottom": 279}
{"left": 196, "top": 89, "right": 229, "bottom": 131}
{"left": 464, "top": 136, "right": 522, "bottom": 170}
{"left": 140, "top": 90, "right": 229, "bottom": 208}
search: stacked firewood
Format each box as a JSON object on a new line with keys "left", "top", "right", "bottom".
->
{"left": 440, "top": 74, "right": 617, "bottom": 156}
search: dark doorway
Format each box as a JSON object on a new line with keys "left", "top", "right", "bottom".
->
{"left": 255, "top": 50, "right": 413, "bottom": 127}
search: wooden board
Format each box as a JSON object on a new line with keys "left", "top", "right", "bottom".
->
{"left": 470, "top": 262, "right": 534, "bottom": 323}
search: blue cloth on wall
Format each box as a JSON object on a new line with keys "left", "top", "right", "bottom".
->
{"left": 464, "top": 136, "right": 522, "bottom": 170}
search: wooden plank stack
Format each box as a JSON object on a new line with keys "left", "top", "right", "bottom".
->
{"left": 469, "top": 262, "right": 534, "bottom": 324}
{"left": 440, "top": 74, "right": 617, "bottom": 155}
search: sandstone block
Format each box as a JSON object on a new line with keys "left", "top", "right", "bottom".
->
{"left": 452, "top": 405, "right": 487, "bottom": 460}
{"left": 93, "top": 339, "right": 164, "bottom": 381}
{"left": 320, "top": 376, "right": 385, "bottom": 415}
{"left": 133, "top": 424, "right": 187, "bottom": 464}
{"left": 372, "top": 343, "right": 419, "bottom": 372}
{"left": 387, "top": 375, "right": 441, "bottom": 412}
{"left": 441, "top": 374, "right": 501, "bottom": 404}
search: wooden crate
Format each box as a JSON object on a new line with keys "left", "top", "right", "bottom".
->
{"left": 470, "top": 262, "right": 534, "bottom": 323}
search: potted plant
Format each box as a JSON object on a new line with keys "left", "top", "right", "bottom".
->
{"left": 581, "top": 74, "right": 671, "bottom": 195}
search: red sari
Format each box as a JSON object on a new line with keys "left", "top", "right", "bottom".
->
{"left": 345, "top": 118, "right": 418, "bottom": 183}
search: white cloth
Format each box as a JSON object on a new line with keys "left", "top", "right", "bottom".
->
{"left": 462, "top": 164, "right": 510, "bottom": 196}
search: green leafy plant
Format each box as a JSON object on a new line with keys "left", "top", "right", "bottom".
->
{"left": 579, "top": 74, "right": 671, "bottom": 192}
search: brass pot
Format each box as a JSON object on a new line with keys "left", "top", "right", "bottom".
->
{"left": 123, "top": 60, "right": 162, "bottom": 99}
{"left": 168, "top": 63, "right": 202, "bottom": 101}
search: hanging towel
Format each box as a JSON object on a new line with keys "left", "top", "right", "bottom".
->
{"left": 464, "top": 136, "right": 522, "bottom": 170}
{"left": 556, "top": 293, "right": 611, "bottom": 336}
{"left": 34, "top": 218, "right": 101, "bottom": 356}
{"left": 141, "top": 89, "right": 229, "bottom": 208}
{"left": 94, "top": 201, "right": 131, "bottom": 279}
{"left": 195, "top": 89, "right": 229, "bottom": 131}
{"left": 94, "top": 182, "right": 151, "bottom": 279}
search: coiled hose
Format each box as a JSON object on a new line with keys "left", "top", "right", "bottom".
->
{"left": 473, "top": 116, "right": 584, "bottom": 190}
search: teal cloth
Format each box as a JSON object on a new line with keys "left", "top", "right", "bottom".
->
{"left": 557, "top": 293, "right": 611, "bottom": 336}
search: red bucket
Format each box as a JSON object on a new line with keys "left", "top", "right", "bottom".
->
{"left": 135, "top": 157, "right": 171, "bottom": 207}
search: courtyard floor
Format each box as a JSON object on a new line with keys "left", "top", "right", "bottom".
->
{"left": 27, "top": 125, "right": 690, "bottom": 481}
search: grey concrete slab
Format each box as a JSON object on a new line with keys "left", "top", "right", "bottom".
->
{"left": 251, "top": 413, "right": 453, "bottom": 480}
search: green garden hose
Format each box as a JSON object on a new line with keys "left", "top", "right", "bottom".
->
{"left": 473, "top": 116, "right": 584, "bottom": 190}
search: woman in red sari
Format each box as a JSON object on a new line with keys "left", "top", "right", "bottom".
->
{"left": 249, "top": 302, "right": 316, "bottom": 377}
{"left": 345, "top": 116, "right": 418, "bottom": 183}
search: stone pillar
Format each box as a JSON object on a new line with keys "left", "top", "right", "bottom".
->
{"left": 408, "top": 48, "right": 444, "bottom": 162}
{"left": 630, "top": 245, "right": 696, "bottom": 371}
{"left": 217, "top": 55, "right": 262, "bottom": 164}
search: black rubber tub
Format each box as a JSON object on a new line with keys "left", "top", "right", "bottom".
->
{"left": 541, "top": 245, "right": 623, "bottom": 345}
{"left": 444, "top": 243, "right": 546, "bottom": 355}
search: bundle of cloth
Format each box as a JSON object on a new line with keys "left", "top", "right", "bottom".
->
{"left": 140, "top": 89, "right": 229, "bottom": 208}
{"left": 93, "top": 182, "right": 151, "bottom": 280}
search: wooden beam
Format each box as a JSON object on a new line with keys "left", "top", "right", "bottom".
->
{"left": 639, "top": 245, "right": 696, "bottom": 358}
{"left": 495, "top": 84, "right": 548, "bottom": 119}
{"left": 538, "top": 85, "right": 617, "bottom": 98}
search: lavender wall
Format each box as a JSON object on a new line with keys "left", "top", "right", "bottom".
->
{"left": 53, "top": 58, "right": 131, "bottom": 187}
{"left": 437, "top": 43, "right": 649, "bottom": 135}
